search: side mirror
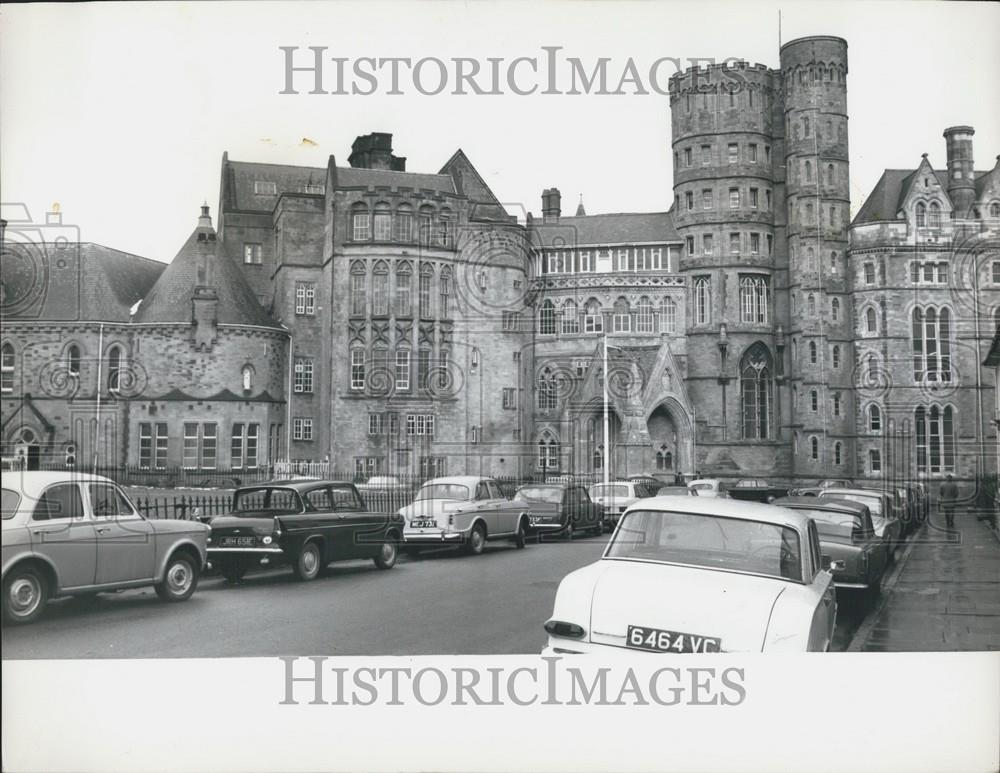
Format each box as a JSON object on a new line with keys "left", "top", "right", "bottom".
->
{"left": 822, "top": 555, "right": 845, "bottom": 572}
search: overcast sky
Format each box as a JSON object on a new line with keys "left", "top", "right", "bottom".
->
{"left": 2, "top": 1, "right": 998, "bottom": 262}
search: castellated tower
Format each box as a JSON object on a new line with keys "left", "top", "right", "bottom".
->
{"left": 779, "top": 36, "right": 852, "bottom": 478}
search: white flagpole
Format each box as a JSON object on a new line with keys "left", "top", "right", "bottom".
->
{"left": 603, "top": 330, "right": 610, "bottom": 490}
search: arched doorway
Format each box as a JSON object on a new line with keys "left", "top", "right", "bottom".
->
{"left": 12, "top": 427, "right": 41, "bottom": 470}
{"left": 581, "top": 410, "right": 622, "bottom": 478}
{"left": 646, "top": 401, "right": 693, "bottom": 479}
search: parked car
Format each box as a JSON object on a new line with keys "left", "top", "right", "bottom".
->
{"left": 687, "top": 478, "right": 728, "bottom": 498}
{"left": 355, "top": 475, "right": 410, "bottom": 494}
{"left": 2, "top": 472, "right": 209, "bottom": 624}
{"left": 817, "top": 488, "right": 904, "bottom": 562}
{"left": 543, "top": 497, "right": 839, "bottom": 654}
{"left": 626, "top": 476, "right": 665, "bottom": 498}
{"left": 208, "top": 480, "right": 403, "bottom": 583}
{"left": 400, "top": 476, "right": 528, "bottom": 555}
{"left": 819, "top": 479, "right": 852, "bottom": 489}
{"left": 588, "top": 481, "right": 647, "bottom": 532}
{"left": 788, "top": 486, "right": 824, "bottom": 497}
{"left": 655, "top": 486, "right": 695, "bottom": 497}
{"left": 512, "top": 483, "right": 603, "bottom": 539}
{"left": 772, "top": 496, "right": 889, "bottom": 603}
{"left": 728, "top": 479, "right": 790, "bottom": 504}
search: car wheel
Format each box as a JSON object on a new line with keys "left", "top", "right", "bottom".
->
{"left": 766, "top": 495, "right": 776, "bottom": 504}
{"left": 514, "top": 518, "right": 527, "bottom": 549}
{"left": 465, "top": 523, "right": 486, "bottom": 556}
{"left": 293, "top": 542, "right": 323, "bottom": 581}
{"left": 155, "top": 552, "right": 199, "bottom": 602}
{"left": 564, "top": 522, "right": 575, "bottom": 541}
{"left": 3, "top": 565, "right": 48, "bottom": 625}
{"left": 219, "top": 561, "right": 247, "bottom": 585}
{"left": 374, "top": 538, "right": 398, "bottom": 570}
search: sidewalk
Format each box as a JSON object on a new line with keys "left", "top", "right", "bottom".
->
{"left": 849, "top": 511, "right": 1000, "bottom": 651}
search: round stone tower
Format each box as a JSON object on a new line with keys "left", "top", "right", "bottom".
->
{"left": 779, "top": 35, "right": 853, "bottom": 478}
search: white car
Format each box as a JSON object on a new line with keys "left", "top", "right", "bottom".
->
{"left": 543, "top": 497, "right": 839, "bottom": 653}
{"left": 688, "top": 478, "right": 728, "bottom": 498}
{"left": 588, "top": 481, "right": 646, "bottom": 532}
{"left": 399, "top": 476, "right": 528, "bottom": 555}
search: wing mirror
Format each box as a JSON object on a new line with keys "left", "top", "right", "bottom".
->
{"left": 821, "top": 555, "right": 846, "bottom": 572}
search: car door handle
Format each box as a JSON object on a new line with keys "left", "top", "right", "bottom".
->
{"left": 96, "top": 527, "right": 112, "bottom": 534}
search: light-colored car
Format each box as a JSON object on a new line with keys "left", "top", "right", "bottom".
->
{"left": 588, "top": 481, "right": 646, "bottom": 532}
{"left": 355, "top": 475, "right": 410, "bottom": 493}
{"left": 655, "top": 486, "right": 695, "bottom": 497}
{"left": 2, "top": 472, "right": 209, "bottom": 624}
{"left": 399, "top": 476, "right": 528, "bottom": 555}
{"left": 543, "top": 497, "right": 839, "bottom": 654}
{"left": 817, "top": 488, "right": 904, "bottom": 562}
{"left": 688, "top": 478, "right": 728, "bottom": 498}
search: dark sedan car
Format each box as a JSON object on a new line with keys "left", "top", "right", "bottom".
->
{"left": 728, "top": 479, "right": 790, "bottom": 503}
{"left": 774, "top": 496, "right": 889, "bottom": 603}
{"left": 208, "top": 480, "right": 403, "bottom": 583}
{"left": 512, "top": 483, "right": 603, "bottom": 540}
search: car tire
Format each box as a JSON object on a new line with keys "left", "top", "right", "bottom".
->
{"left": 293, "top": 542, "right": 323, "bottom": 581}
{"left": 3, "top": 565, "right": 48, "bottom": 625}
{"left": 465, "top": 523, "right": 486, "bottom": 556}
{"left": 374, "top": 537, "right": 398, "bottom": 570}
{"left": 155, "top": 552, "right": 199, "bottom": 602}
{"left": 219, "top": 561, "right": 247, "bottom": 585}
{"left": 514, "top": 518, "right": 527, "bottom": 549}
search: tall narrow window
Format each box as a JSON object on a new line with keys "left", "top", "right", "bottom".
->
{"left": 831, "top": 297, "right": 840, "bottom": 321}
{"left": 810, "top": 436, "right": 819, "bottom": 460}
{"left": 352, "top": 204, "right": 370, "bottom": 241}
{"left": 67, "top": 344, "right": 81, "bottom": 376}
{"left": 537, "top": 432, "right": 560, "bottom": 471}
{"left": 293, "top": 358, "right": 314, "bottom": 393}
{"left": 868, "top": 404, "right": 882, "bottom": 432}
{"left": 661, "top": 299, "right": 677, "bottom": 333}
{"left": 869, "top": 449, "right": 882, "bottom": 474}
{"left": 418, "top": 205, "right": 434, "bottom": 245}
{"left": 928, "top": 201, "right": 942, "bottom": 228}
{"left": 395, "top": 262, "right": 412, "bottom": 316}
{"left": 584, "top": 299, "right": 603, "bottom": 333}
{"left": 418, "top": 264, "right": 433, "bottom": 319}
{"left": 865, "top": 307, "right": 877, "bottom": 334}
{"left": 417, "top": 349, "right": 431, "bottom": 390}
{"left": 350, "top": 348, "right": 365, "bottom": 391}
{"left": 107, "top": 346, "right": 122, "bottom": 393}
{"left": 537, "top": 367, "right": 558, "bottom": 411}
{"left": 834, "top": 442, "right": 842, "bottom": 465}
{"left": 439, "top": 268, "right": 452, "bottom": 318}
{"left": 561, "top": 299, "right": 579, "bottom": 335}
{"left": 915, "top": 203, "right": 926, "bottom": 227}
{"left": 832, "top": 345, "right": 840, "bottom": 369}
{"left": 372, "top": 261, "right": 389, "bottom": 316}
{"left": 373, "top": 202, "right": 392, "bottom": 241}
{"left": 809, "top": 341, "right": 817, "bottom": 364}
{"left": 912, "top": 306, "right": 952, "bottom": 382}
{"left": 295, "top": 283, "right": 316, "bottom": 315}
{"left": 636, "top": 297, "right": 654, "bottom": 333}
{"left": 0, "top": 343, "right": 13, "bottom": 393}
{"left": 350, "top": 262, "right": 366, "bottom": 316}
{"left": 394, "top": 204, "right": 413, "bottom": 242}
{"left": 915, "top": 405, "right": 956, "bottom": 474}
{"left": 395, "top": 349, "right": 410, "bottom": 391}
{"left": 740, "top": 342, "right": 773, "bottom": 440}
{"left": 540, "top": 300, "right": 556, "bottom": 336}
{"left": 612, "top": 298, "right": 631, "bottom": 333}
{"left": 694, "top": 277, "right": 710, "bottom": 325}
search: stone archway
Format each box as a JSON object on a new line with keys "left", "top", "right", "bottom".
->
{"left": 646, "top": 400, "right": 694, "bottom": 478}
{"left": 569, "top": 400, "right": 624, "bottom": 477}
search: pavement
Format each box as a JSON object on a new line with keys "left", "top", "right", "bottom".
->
{"left": 849, "top": 510, "right": 1000, "bottom": 651}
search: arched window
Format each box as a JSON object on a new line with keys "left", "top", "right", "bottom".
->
{"left": 990, "top": 202, "right": 1000, "bottom": 219}
{"left": 539, "top": 300, "right": 556, "bottom": 336}
{"left": 439, "top": 266, "right": 452, "bottom": 318}
{"left": 865, "top": 307, "right": 877, "bottom": 334}
{"left": 830, "top": 251, "right": 837, "bottom": 271}
{"left": 350, "top": 261, "right": 366, "bottom": 316}
{"left": 805, "top": 159, "right": 813, "bottom": 181}
{"left": 584, "top": 299, "right": 603, "bottom": 333}
{"left": 373, "top": 201, "right": 392, "bottom": 241}
{"left": 242, "top": 365, "right": 253, "bottom": 392}
{"left": 915, "top": 202, "right": 926, "bottom": 227}
{"left": 915, "top": 404, "right": 955, "bottom": 474}
{"left": 834, "top": 442, "right": 842, "bottom": 465}
{"left": 928, "top": 201, "right": 942, "bottom": 228}
{"left": 809, "top": 341, "right": 817, "bottom": 364}
{"left": 436, "top": 207, "right": 454, "bottom": 248}
{"left": 418, "top": 204, "right": 435, "bottom": 245}
{"left": 612, "top": 297, "right": 631, "bottom": 333}
{"left": 351, "top": 202, "right": 370, "bottom": 241}
{"left": 740, "top": 342, "right": 773, "bottom": 440}
{"left": 395, "top": 261, "right": 412, "bottom": 316}
{"left": 636, "top": 297, "right": 654, "bottom": 333}
{"left": 807, "top": 247, "right": 816, "bottom": 270}
{"left": 740, "top": 276, "right": 768, "bottom": 324}
{"left": 832, "top": 345, "right": 841, "bottom": 369}
{"left": 866, "top": 353, "right": 878, "bottom": 382}
{"left": 827, "top": 164, "right": 835, "bottom": 185}
{"left": 372, "top": 261, "right": 389, "bottom": 316}
{"left": 537, "top": 431, "right": 560, "bottom": 472}
{"left": 655, "top": 445, "right": 673, "bottom": 470}
{"left": 694, "top": 277, "right": 710, "bottom": 325}
{"left": 810, "top": 389, "right": 818, "bottom": 412}
{"left": 107, "top": 346, "right": 123, "bottom": 393}
{"left": 394, "top": 203, "right": 413, "bottom": 242}
{"left": 67, "top": 344, "right": 81, "bottom": 376}
{"left": 912, "top": 306, "right": 952, "bottom": 382}
{"left": 803, "top": 117, "right": 811, "bottom": 138}
{"left": 808, "top": 293, "right": 816, "bottom": 316}
{"left": 868, "top": 404, "right": 882, "bottom": 432}
{"left": 661, "top": 298, "right": 677, "bottom": 333}
{"left": 561, "top": 299, "right": 579, "bottom": 335}
{"left": 831, "top": 297, "right": 840, "bottom": 321}
{"left": 810, "top": 436, "right": 819, "bottom": 460}
{"left": 537, "top": 367, "right": 558, "bottom": 411}
{"left": 418, "top": 263, "right": 433, "bottom": 318}
{"left": 0, "top": 343, "right": 15, "bottom": 393}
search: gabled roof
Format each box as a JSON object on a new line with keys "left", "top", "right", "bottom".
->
{"left": 0, "top": 242, "right": 164, "bottom": 322}
{"left": 133, "top": 208, "right": 281, "bottom": 329}
{"left": 439, "top": 149, "right": 509, "bottom": 221}
{"left": 852, "top": 167, "right": 990, "bottom": 226}
{"left": 532, "top": 210, "right": 680, "bottom": 247}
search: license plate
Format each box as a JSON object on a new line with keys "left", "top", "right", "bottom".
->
{"left": 218, "top": 536, "right": 256, "bottom": 547}
{"left": 411, "top": 519, "right": 435, "bottom": 528}
{"left": 626, "top": 625, "right": 721, "bottom": 653}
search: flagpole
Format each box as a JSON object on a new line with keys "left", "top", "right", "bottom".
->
{"left": 603, "top": 329, "right": 610, "bottom": 490}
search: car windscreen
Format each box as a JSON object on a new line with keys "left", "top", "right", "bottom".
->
{"left": 825, "top": 493, "right": 881, "bottom": 516}
{"left": 606, "top": 509, "right": 803, "bottom": 582}
{"left": 415, "top": 484, "right": 469, "bottom": 502}
{"left": 590, "top": 484, "right": 628, "bottom": 499}
{"left": 1, "top": 488, "right": 20, "bottom": 520}
{"left": 689, "top": 483, "right": 715, "bottom": 491}
{"left": 232, "top": 488, "right": 302, "bottom": 515}
{"left": 792, "top": 508, "right": 863, "bottom": 539}
{"left": 513, "top": 486, "right": 563, "bottom": 504}
{"left": 657, "top": 487, "right": 691, "bottom": 496}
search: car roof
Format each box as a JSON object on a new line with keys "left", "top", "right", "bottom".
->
{"left": 2, "top": 471, "right": 117, "bottom": 499}
{"left": 421, "top": 476, "right": 491, "bottom": 487}
{"left": 624, "top": 496, "right": 811, "bottom": 530}
{"left": 518, "top": 481, "right": 568, "bottom": 489}
{"left": 689, "top": 478, "right": 723, "bottom": 485}
{"left": 237, "top": 479, "right": 354, "bottom": 492}
{"left": 819, "top": 488, "right": 888, "bottom": 499}
{"left": 774, "top": 496, "right": 869, "bottom": 514}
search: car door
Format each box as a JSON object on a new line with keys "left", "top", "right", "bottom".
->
{"left": 484, "top": 480, "right": 509, "bottom": 535}
{"left": 89, "top": 482, "right": 156, "bottom": 585}
{"left": 28, "top": 481, "right": 97, "bottom": 591}
{"left": 301, "top": 485, "right": 354, "bottom": 561}
{"left": 338, "top": 485, "right": 386, "bottom": 559}
{"left": 807, "top": 520, "right": 837, "bottom": 650}
{"left": 580, "top": 487, "right": 601, "bottom": 529}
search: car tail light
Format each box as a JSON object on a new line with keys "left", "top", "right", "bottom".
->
{"left": 859, "top": 551, "right": 868, "bottom": 576}
{"left": 448, "top": 513, "right": 454, "bottom": 526}
{"left": 544, "top": 620, "right": 586, "bottom": 639}
{"left": 272, "top": 517, "right": 282, "bottom": 539}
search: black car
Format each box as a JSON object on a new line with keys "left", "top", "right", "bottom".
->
{"left": 512, "top": 483, "right": 604, "bottom": 540}
{"left": 207, "top": 480, "right": 404, "bottom": 583}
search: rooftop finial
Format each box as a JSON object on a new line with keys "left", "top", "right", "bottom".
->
{"left": 198, "top": 203, "right": 213, "bottom": 229}
{"left": 575, "top": 194, "right": 586, "bottom": 217}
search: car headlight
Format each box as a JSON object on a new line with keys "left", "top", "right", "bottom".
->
{"left": 263, "top": 536, "right": 273, "bottom": 545}
{"left": 544, "top": 620, "right": 586, "bottom": 639}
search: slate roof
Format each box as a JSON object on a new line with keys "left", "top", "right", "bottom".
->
{"left": 0, "top": 242, "right": 165, "bottom": 322}
{"left": 224, "top": 159, "right": 456, "bottom": 211}
{"left": 533, "top": 210, "right": 680, "bottom": 247}
{"left": 852, "top": 167, "right": 991, "bottom": 226}
{"left": 133, "top": 211, "right": 281, "bottom": 329}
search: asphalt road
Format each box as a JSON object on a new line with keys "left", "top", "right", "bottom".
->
{"left": 2, "top": 535, "right": 869, "bottom": 658}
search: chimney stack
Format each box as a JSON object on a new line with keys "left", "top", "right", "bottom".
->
{"left": 943, "top": 126, "right": 976, "bottom": 218}
{"left": 542, "top": 188, "right": 561, "bottom": 223}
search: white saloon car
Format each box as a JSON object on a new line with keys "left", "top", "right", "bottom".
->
{"left": 688, "top": 478, "right": 728, "bottom": 498}
{"left": 399, "top": 476, "right": 528, "bottom": 555}
{"left": 588, "top": 481, "right": 646, "bottom": 531}
{"left": 543, "top": 497, "right": 839, "bottom": 653}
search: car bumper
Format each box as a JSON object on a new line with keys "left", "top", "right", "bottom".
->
{"left": 403, "top": 528, "right": 467, "bottom": 543}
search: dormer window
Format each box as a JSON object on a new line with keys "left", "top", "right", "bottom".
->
{"left": 254, "top": 181, "right": 277, "bottom": 195}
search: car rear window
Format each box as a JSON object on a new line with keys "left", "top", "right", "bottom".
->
{"left": 2, "top": 488, "right": 21, "bottom": 520}
{"left": 514, "top": 486, "right": 563, "bottom": 504}
{"left": 415, "top": 484, "right": 469, "bottom": 502}
{"left": 590, "top": 484, "right": 628, "bottom": 499}
{"left": 793, "top": 508, "right": 863, "bottom": 539}
{"left": 825, "top": 493, "right": 881, "bottom": 516}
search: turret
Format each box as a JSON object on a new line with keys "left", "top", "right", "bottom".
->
{"left": 943, "top": 126, "right": 976, "bottom": 218}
